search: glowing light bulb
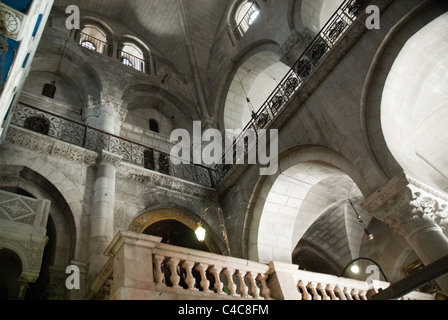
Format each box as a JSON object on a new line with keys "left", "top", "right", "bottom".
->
{"left": 195, "top": 225, "right": 206, "bottom": 242}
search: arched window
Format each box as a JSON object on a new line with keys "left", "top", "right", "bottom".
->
{"left": 234, "top": 1, "right": 260, "bottom": 39}
{"left": 149, "top": 119, "right": 159, "bottom": 133}
{"left": 80, "top": 41, "right": 96, "bottom": 51}
{"left": 120, "top": 42, "right": 149, "bottom": 73}
{"left": 78, "top": 24, "right": 110, "bottom": 55}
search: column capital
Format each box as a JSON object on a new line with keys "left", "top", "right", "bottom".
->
{"left": 362, "top": 173, "right": 448, "bottom": 239}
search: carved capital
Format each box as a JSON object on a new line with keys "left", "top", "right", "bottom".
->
{"left": 362, "top": 173, "right": 448, "bottom": 239}
{"left": 83, "top": 93, "right": 126, "bottom": 121}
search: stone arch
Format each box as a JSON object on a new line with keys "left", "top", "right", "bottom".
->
{"left": 0, "top": 147, "right": 87, "bottom": 262}
{"left": 362, "top": 4, "right": 448, "bottom": 192}
{"left": 222, "top": 47, "right": 290, "bottom": 131}
{"left": 24, "top": 39, "right": 103, "bottom": 109}
{"left": 121, "top": 83, "right": 198, "bottom": 134}
{"left": 128, "top": 208, "right": 222, "bottom": 254}
{"left": 246, "top": 146, "right": 371, "bottom": 263}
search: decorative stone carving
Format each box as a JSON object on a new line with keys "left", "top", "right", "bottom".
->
{"left": 362, "top": 173, "right": 448, "bottom": 238}
{"left": 83, "top": 93, "right": 128, "bottom": 125}
{"left": 98, "top": 150, "right": 123, "bottom": 168}
{"left": 0, "top": 190, "right": 51, "bottom": 283}
{"left": 5, "top": 126, "right": 98, "bottom": 167}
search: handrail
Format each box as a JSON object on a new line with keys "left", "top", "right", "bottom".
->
{"left": 218, "top": 0, "right": 371, "bottom": 178}
{"left": 119, "top": 49, "right": 151, "bottom": 74}
{"left": 78, "top": 31, "right": 111, "bottom": 56}
{"left": 10, "top": 102, "right": 220, "bottom": 188}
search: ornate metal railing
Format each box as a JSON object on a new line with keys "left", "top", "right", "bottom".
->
{"left": 218, "top": 0, "right": 370, "bottom": 178}
{"left": 10, "top": 103, "right": 221, "bottom": 188}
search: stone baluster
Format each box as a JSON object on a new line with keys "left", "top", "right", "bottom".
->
{"left": 352, "top": 288, "right": 361, "bottom": 300}
{"left": 223, "top": 268, "right": 238, "bottom": 296}
{"left": 256, "top": 273, "right": 271, "bottom": 300}
{"left": 298, "top": 281, "right": 312, "bottom": 300}
{"left": 246, "top": 272, "right": 260, "bottom": 299}
{"left": 359, "top": 290, "right": 368, "bottom": 300}
{"left": 317, "top": 283, "right": 331, "bottom": 300}
{"left": 209, "top": 266, "right": 225, "bottom": 295}
{"left": 181, "top": 261, "right": 198, "bottom": 291}
{"left": 307, "top": 282, "right": 321, "bottom": 300}
{"left": 236, "top": 270, "right": 249, "bottom": 298}
{"left": 326, "top": 284, "right": 339, "bottom": 300}
{"left": 334, "top": 285, "right": 347, "bottom": 300}
{"left": 195, "top": 263, "right": 211, "bottom": 292}
{"left": 166, "top": 258, "right": 181, "bottom": 288}
{"left": 344, "top": 287, "right": 354, "bottom": 300}
{"left": 153, "top": 255, "right": 165, "bottom": 286}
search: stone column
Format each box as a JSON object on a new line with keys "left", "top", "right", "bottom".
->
{"left": 88, "top": 150, "right": 122, "bottom": 286}
{"left": 83, "top": 93, "right": 127, "bottom": 136}
{"left": 362, "top": 173, "right": 448, "bottom": 294}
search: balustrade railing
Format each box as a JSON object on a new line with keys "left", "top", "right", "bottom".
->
{"left": 152, "top": 242, "right": 271, "bottom": 299}
{"left": 98, "top": 232, "right": 434, "bottom": 301}
{"left": 218, "top": 0, "right": 371, "bottom": 178}
{"left": 10, "top": 103, "right": 220, "bottom": 188}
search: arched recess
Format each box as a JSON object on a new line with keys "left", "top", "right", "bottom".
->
{"left": 246, "top": 146, "right": 372, "bottom": 264}
{"left": 300, "top": 0, "right": 345, "bottom": 34}
{"left": 0, "top": 165, "right": 78, "bottom": 299}
{"left": 363, "top": 5, "right": 448, "bottom": 193}
{"left": 121, "top": 83, "right": 198, "bottom": 134}
{"left": 23, "top": 40, "right": 102, "bottom": 112}
{"left": 223, "top": 50, "right": 290, "bottom": 130}
{"left": 128, "top": 208, "right": 222, "bottom": 255}
{"left": 0, "top": 249, "right": 23, "bottom": 300}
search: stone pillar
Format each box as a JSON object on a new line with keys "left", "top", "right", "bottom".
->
{"left": 362, "top": 173, "right": 448, "bottom": 294}
{"left": 88, "top": 150, "right": 122, "bottom": 286}
{"left": 83, "top": 93, "right": 127, "bottom": 136}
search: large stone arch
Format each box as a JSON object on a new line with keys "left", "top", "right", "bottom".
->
{"left": 0, "top": 147, "right": 88, "bottom": 263}
{"left": 245, "top": 146, "right": 371, "bottom": 263}
{"left": 362, "top": 2, "right": 448, "bottom": 192}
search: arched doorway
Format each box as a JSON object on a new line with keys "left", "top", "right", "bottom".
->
{"left": 129, "top": 208, "right": 222, "bottom": 254}
{"left": 0, "top": 249, "right": 23, "bottom": 300}
{"left": 143, "top": 219, "right": 210, "bottom": 252}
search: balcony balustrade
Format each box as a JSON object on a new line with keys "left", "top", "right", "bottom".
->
{"left": 9, "top": 102, "right": 220, "bottom": 188}
{"left": 91, "top": 231, "right": 434, "bottom": 300}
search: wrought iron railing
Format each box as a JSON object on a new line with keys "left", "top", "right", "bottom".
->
{"left": 77, "top": 31, "right": 112, "bottom": 57}
{"left": 10, "top": 103, "right": 221, "bottom": 188}
{"left": 118, "top": 50, "right": 151, "bottom": 74}
{"left": 218, "top": 0, "right": 370, "bottom": 178}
